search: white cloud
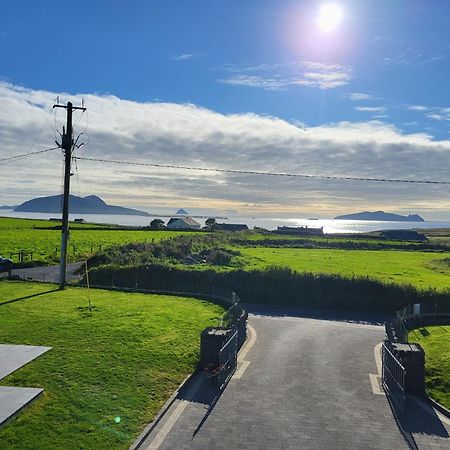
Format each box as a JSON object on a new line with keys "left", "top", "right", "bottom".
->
{"left": 0, "top": 82, "right": 449, "bottom": 218}
{"left": 216, "top": 75, "right": 288, "bottom": 91}
{"left": 170, "top": 53, "right": 194, "bottom": 61}
{"left": 218, "top": 61, "right": 351, "bottom": 91}
{"left": 426, "top": 113, "right": 445, "bottom": 121}
{"left": 347, "top": 93, "right": 373, "bottom": 101}
{"left": 408, "top": 105, "right": 428, "bottom": 112}
{"left": 355, "top": 106, "right": 387, "bottom": 113}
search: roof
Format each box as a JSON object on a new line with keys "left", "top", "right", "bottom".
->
{"left": 214, "top": 223, "right": 249, "bottom": 231}
{"left": 166, "top": 217, "right": 201, "bottom": 229}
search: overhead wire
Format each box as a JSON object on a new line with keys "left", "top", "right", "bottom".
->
{"left": 73, "top": 156, "right": 450, "bottom": 186}
{"left": 0, "top": 146, "right": 60, "bottom": 163}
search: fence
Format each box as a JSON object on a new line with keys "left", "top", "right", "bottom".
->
{"left": 215, "top": 330, "right": 238, "bottom": 389}
{"left": 9, "top": 250, "right": 33, "bottom": 263}
{"left": 217, "top": 300, "right": 241, "bottom": 328}
{"left": 382, "top": 343, "right": 406, "bottom": 414}
{"left": 385, "top": 302, "right": 450, "bottom": 343}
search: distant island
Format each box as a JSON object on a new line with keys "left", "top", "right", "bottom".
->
{"left": 14, "top": 194, "right": 149, "bottom": 216}
{"left": 334, "top": 211, "right": 425, "bottom": 222}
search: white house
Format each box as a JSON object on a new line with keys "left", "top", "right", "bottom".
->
{"left": 166, "top": 217, "right": 201, "bottom": 230}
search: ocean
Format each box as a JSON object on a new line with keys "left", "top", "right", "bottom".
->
{"left": 2, "top": 210, "right": 450, "bottom": 234}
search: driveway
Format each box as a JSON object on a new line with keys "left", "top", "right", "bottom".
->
{"left": 0, "top": 262, "right": 83, "bottom": 284}
{"left": 138, "top": 310, "right": 417, "bottom": 449}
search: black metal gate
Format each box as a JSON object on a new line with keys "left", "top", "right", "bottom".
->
{"left": 216, "top": 329, "right": 238, "bottom": 389}
{"left": 382, "top": 343, "right": 406, "bottom": 413}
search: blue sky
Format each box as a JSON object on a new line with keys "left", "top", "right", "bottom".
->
{"left": 1, "top": 1, "right": 449, "bottom": 218}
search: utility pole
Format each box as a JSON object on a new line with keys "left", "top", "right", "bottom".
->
{"left": 53, "top": 101, "right": 86, "bottom": 289}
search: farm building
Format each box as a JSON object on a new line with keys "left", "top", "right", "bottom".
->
{"left": 166, "top": 217, "right": 201, "bottom": 230}
{"left": 275, "top": 226, "right": 324, "bottom": 236}
{"left": 214, "top": 223, "right": 249, "bottom": 232}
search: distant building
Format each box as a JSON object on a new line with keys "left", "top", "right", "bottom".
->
{"left": 275, "top": 226, "right": 324, "bottom": 236}
{"left": 166, "top": 217, "right": 201, "bottom": 230}
{"left": 214, "top": 223, "right": 249, "bottom": 232}
{"left": 380, "top": 230, "right": 427, "bottom": 241}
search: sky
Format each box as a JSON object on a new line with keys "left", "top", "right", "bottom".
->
{"left": 1, "top": 0, "right": 449, "bottom": 219}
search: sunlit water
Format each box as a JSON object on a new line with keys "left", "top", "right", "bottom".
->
{"left": 2, "top": 210, "right": 450, "bottom": 234}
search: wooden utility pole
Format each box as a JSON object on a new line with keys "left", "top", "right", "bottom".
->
{"left": 53, "top": 101, "right": 86, "bottom": 289}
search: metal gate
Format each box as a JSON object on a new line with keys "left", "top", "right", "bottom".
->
{"left": 217, "top": 330, "right": 238, "bottom": 389}
{"left": 382, "top": 343, "right": 406, "bottom": 413}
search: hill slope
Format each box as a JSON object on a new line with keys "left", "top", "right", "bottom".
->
{"left": 335, "top": 211, "right": 425, "bottom": 222}
{"left": 14, "top": 194, "right": 149, "bottom": 216}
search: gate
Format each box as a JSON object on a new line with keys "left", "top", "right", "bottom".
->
{"left": 382, "top": 343, "right": 406, "bottom": 413}
{"left": 216, "top": 330, "right": 238, "bottom": 389}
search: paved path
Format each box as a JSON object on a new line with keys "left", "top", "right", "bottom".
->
{"left": 137, "top": 311, "right": 450, "bottom": 449}
{"left": 0, "top": 262, "right": 83, "bottom": 283}
{"left": 0, "top": 345, "right": 51, "bottom": 428}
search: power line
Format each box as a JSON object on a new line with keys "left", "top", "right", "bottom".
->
{"left": 74, "top": 156, "right": 450, "bottom": 186}
{"left": 0, "top": 147, "right": 60, "bottom": 163}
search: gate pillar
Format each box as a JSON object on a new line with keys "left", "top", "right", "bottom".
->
{"left": 391, "top": 343, "right": 425, "bottom": 396}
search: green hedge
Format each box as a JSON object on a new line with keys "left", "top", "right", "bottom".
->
{"left": 86, "top": 264, "right": 450, "bottom": 315}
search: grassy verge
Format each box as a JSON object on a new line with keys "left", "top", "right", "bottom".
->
{"left": 0, "top": 281, "right": 223, "bottom": 449}
{"left": 408, "top": 326, "right": 450, "bottom": 410}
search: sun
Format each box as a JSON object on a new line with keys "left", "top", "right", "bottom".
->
{"left": 317, "top": 3, "right": 343, "bottom": 33}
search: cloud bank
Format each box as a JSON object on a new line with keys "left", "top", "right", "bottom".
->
{"left": 0, "top": 82, "right": 449, "bottom": 218}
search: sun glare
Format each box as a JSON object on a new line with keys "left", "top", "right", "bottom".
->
{"left": 318, "top": 3, "right": 343, "bottom": 33}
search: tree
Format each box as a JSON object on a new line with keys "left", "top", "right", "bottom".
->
{"left": 150, "top": 218, "right": 165, "bottom": 230}
{"left": 205, "top": 218, "right": 216, "bottom": 230}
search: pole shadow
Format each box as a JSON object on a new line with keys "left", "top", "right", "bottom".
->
{"left": 0, "top": 288, "right": 59, "bottom": 306}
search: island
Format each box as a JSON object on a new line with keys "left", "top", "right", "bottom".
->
{"left": 334, "top": 211, "right": 425, "bottom": 222}
{"left": 14, "top": 194, "right": 149, "bottom": 216}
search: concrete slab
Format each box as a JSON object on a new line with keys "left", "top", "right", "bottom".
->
{"left": 0, "top": 345, "right": 51, "bottom": 380}
{"left": 0, "top": 386, "right": 43, "bottom": 428}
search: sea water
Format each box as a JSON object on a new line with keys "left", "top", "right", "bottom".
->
{"left": 2, "top": 210, "right": 450, "bottom": 234}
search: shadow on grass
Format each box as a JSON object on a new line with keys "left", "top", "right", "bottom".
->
{"left": 0, "top": 288, "right": 59, "bottom": 306}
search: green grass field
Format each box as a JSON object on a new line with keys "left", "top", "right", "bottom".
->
{"left": 409, "top": 326, "right": 450, "bottom": 410}
{"left": 0, "top": 218, "right": 193, "bottom": 264}
{"left": 237, "top": 247, "right": 450, "bottom": 290}
{"left": 0, "top": 281, "right": 223, "bottom": 449}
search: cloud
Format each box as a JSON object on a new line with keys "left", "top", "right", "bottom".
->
{"left": 354, "top": 106, "right": 387, "bottom": 113}
{"left": 170, "top": 53, "right": 194, "bottom": 61}
{"left": 346, "top": 93, "right": 373, "bottom": 101}
{"left": 216, "top": 75, "right": 288, "bottom": 91}
{"left": 426, "top": 113, "right": 446, "bottom": 121}
{"left": 372, "top": 37, "right": 445, "bottom": 67}
{"left": 0, "top": 82, "right": 449, "bottom": 218}
{"left": 218, "top": 61, "right": 351, "bottom": 91}
{"left": 408, "top": 105, "right": 428, "bottom": 112}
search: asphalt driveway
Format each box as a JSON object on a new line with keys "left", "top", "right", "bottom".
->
{"left": 0, "top": 262, "right": 83, "bottom": 283}
{"left": 139, "top": 311, "right": 414, "bottom": 449}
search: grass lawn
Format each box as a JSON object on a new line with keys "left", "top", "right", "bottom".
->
{"left": 409, "top": 326, "right": 450, "bottom": 410}
{"left": 0, "top": 281, "right": 223, "bottom": 449}
{"left": 0, "top": 217, "right": 194, "bottom": 265}
{"left": 237, "top": 247, "right": 450, "bottom": 291}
